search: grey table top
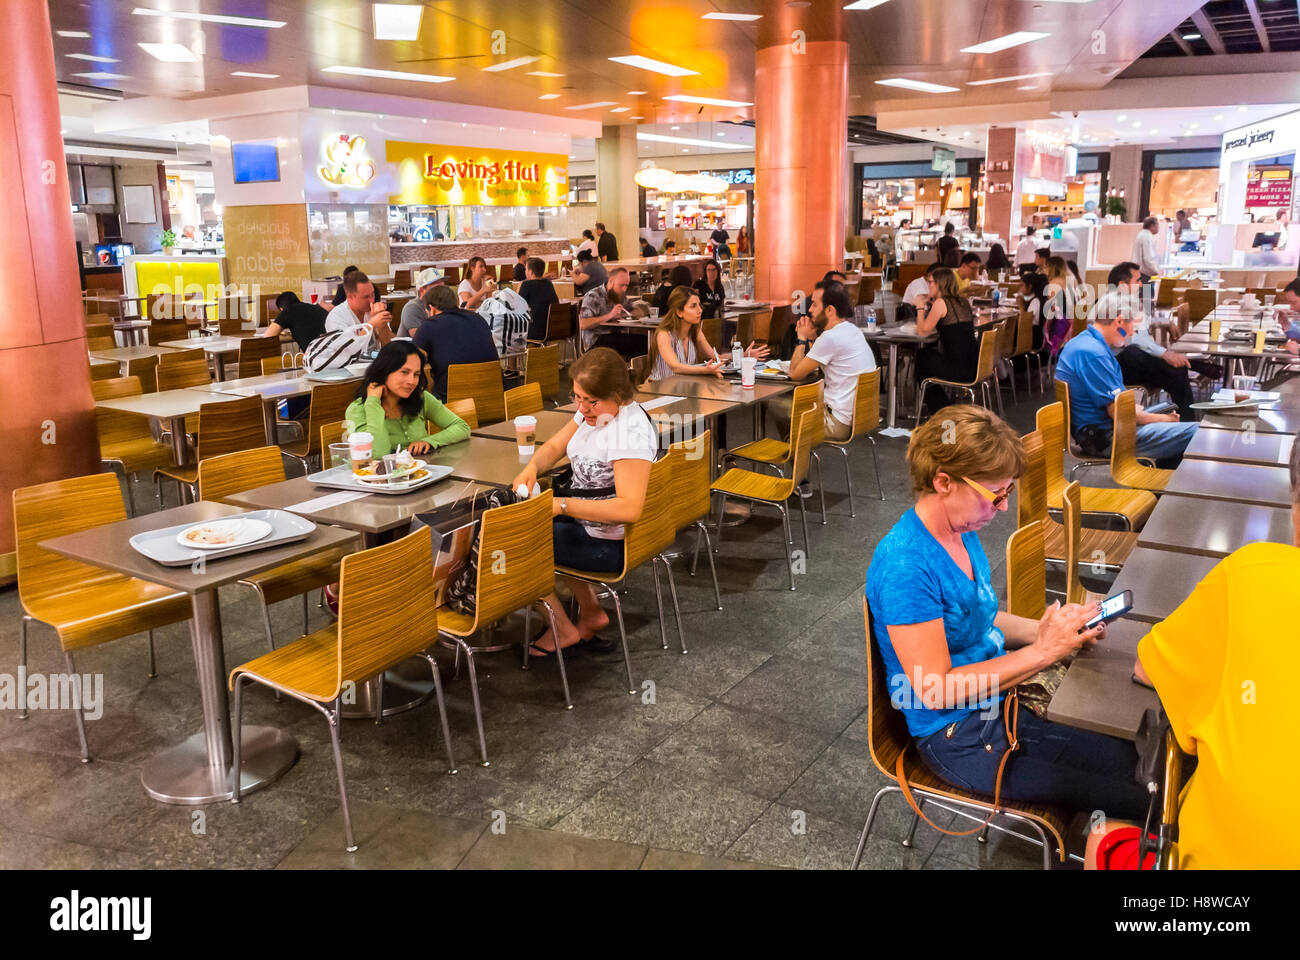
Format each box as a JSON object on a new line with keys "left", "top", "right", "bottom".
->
{"left": 1163, "top": 458, "right": 1294, "bottom": 509}
{"left": 1182, "top": 427, "right": 1294, "bottom": 467}
{"left": 191, "top": 366, "right": 366, "bottom": 398}
{"left": 1046, "top": 618, "right": 1160, "bottom": 742}
{"left": 1198, "top": 405, "right": 1300, "bottom": 435}
{"left": 158, "top": 336, "right": 249, "bottom": 353}
{"left": 424, "top": 436, "right": 566, "bottom": 486}
{"left": 94, "top": 388, "right": 245, "bottom": 420}
{"left": 636, "top": 375, "right": 793, "bottom": 406}
{"left": 1109, "top": 547, "right": 1222, "bottom": 624}
{"left": 1136, "top": 494, "right": 1294, "bottom": 558}
{"left": 88, "top": 344, "right": 183, "bottom": 362}
{"left": 39, "top": 500, "right": 359, "bottom": 593}
{"left": 557, "top": 392, "right": 740, "bottom": 421}
{"left": 475, "top": 407, "right": 677, "bottom": 443}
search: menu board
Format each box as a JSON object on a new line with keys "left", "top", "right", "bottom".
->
{"left": 223, "top": 203, "right": 313, "bottom": 296}
{"left": 1245, "top": 167, "right": 1293, "bottom": 209}
{"left": 306, "top": 203, "right": 389, "bottom": 280}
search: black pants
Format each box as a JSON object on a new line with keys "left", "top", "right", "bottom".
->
{"left": 1117, "top": 345, "right": 1195, "bottom": 421}
{"left": 915, "top": 347, "right": 975, "bottom": 416}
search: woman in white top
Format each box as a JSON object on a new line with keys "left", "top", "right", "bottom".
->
{"left": 576, "top": 229, "right": 598, "bottom": 257}
{"left": 457, "top": 256, "right": 495, "bottom": 310}
{"left": 512, "top": 347, "right": 658, "bottom": 657}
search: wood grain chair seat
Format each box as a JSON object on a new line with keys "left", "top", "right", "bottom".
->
{"left": 229, "top": 526, "right": 456, "bottom": 852}
{"left": 1062, "top": 481, "right": 1109, "bottom": 605}
{"left": 14, "top": 473, "right": 192, "bottom": 759}
{"left": 668, "top": 431, "right": 722, "bottom": 612}
{"left": 1036, "top": 400, "right": 1155, "bottom": 529}
{"left": 155, "top": 394, "right": 266, "bottom": 501}
{"left": 851, "top": 596, "right": 1070, "bottom": 870}
{"left": 1111, "top": 390, "right": 1174, "bottom": 492}
{"left": 436, "top": 491, "right": 576, "bottom": 767}
{"left": 504, "top": 382, "right": 543, "bottom": 420}
{"left": 917, "top": 329, "right": 998, "bottom": 422}
{"left": 447, "top": 359, "right": 506, "bottom": 425}
{"left": 280, "top": 379, "right": 359, "bottom": 473}
{"left": 710, "top": 409, "right": 816, "bottom": 591}
{"left": 819, "top": 369, "right": 885, "bottom": 516}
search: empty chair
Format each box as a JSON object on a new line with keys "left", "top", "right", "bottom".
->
{"left": 669, "top": 430, "right": 722, "bottom": 612}
{"left": 1036, "top": 400, "right": 1155, "bottom": 529}
{"left": 1062, "top": 481, "right": 1108, "bottom": 605}
{"left": 237, "top": 335, "right": 281, "bottom": 378}
{"left": 504, "top": 382, "right": 543, "bottom": 421}
{"left": 148, "top": 318, "right": 190, "bottom": 344}
{"left": 280, "top": 379, "right": 360, "bottom": 473}
{"left": 1110, "top": 390, "right": 1174, "bottom": 492}
{"left": 819, "top": 369, "right": 884, "bottom": 516}
{"left": 155, "top": 394, "right": 266, "bottom": 500}
{"left": 92, "top": 375, "right": 143, "bottom": 401}
{"left": 155, "top": 356, "right": 211, "bottom": 392}
{"left": 524, "top": 343, "right": 561, "bottom": 401}
{"left": 125, "top": 356, "right": 160, "bottom": 394}
{"left": 443, "top": 398, "right": 478, "bottom": 429}
{"left": 446, "top": 359, "right": 506, "bottom": 424}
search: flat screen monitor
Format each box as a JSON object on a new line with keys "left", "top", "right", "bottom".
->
{"left": 93, "top": 243, "right": 119, "bottom": 266}
{"left": 114, "top": 243, "right": 134, "bottom": 262}
{"left": 1252, "top": 232, "right": 1281, "bottom": 248}
{"left": 1180, "top": 229, "right": 1201, "bottom": 242}
{"left": 231, "top": 140, "right": 280, "bottom": 184}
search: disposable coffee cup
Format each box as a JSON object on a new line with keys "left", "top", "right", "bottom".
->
{"left": 348, "top": 431, "right": 373, "bottom": 473}
{"left": 1253, "top": 329, "right": 1267, "bottom": 352}
{"left": 1209, "top": 320, "right": 1221, "bottom": 342}
{"left": 514, "top": 415, "right": 537, "bottom": 455}
{"left": 740, "top": 356, "right": 757, "bottom": 388}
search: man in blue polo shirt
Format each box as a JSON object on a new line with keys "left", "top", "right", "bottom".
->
{"left": 1055, "top": 307, "right": 1198, "bottom": 468}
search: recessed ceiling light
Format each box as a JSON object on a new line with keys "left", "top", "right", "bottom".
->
{"left": 1181, "top": 33, "right": 1201, "bottom": 40}
{"left": 608, "top": 55, "right": 698, "bottom": 77}
{"left": 875, "top": 78, "right": 959, "bottom": 93}
{"left": 637, "top": 132, "right": 749, "bottom": 150}
{"left": 231, "top": 71, "right": 279, "bottom": 79}
{"left": 56, "top": 30, "right": 91, "bottom": 38}
{"left": 717, "top": 132, "right": 726, "bottom": 137}
{"left": 1131, "top": 121, "right": 1142, "bottom": 128}
{"left": 138, "top": 42, "right": 198, "bottom": 63}
{"left": 682, "top": 148, "right": 689, "bottom": 152}
{"left": 538, "top": 93, "right": 561, "bottom": 100}
{"left": 1189, "top": 122, "right": 1200, "bottom": 129}
{"left": 130, "top": 7, "right": 285, "bottom": 28}
{"left": 72, "top": 72, "right": 130, "bottom": 80}
{"left": 373, "top": 4, "right": 423, "bottom": 40}
{"left": 967, "top": 72, "right": 1052, "bottom": 86}
{"left": 1149, "top": 129, "right": 1158, "bottom": 135}
{"left": 610, "top": 107, "right": 630, "bottom": 112}
{"left": 664, "top": 94, "right": 753, "bottom": 107}
{"left": 482, "top": 56, "right": 540, "bottom": 72}
{"left": 671, "top": 125, "right": 680, "bottom": 130}
{"left": 961, "top": 32, "right": 1050, "bottom": 54}
{"left": 627, "top": 90, "right": 647, "bottom": 95}
{"left": 843, "top": 0, "right": 891, "bottom": 8}
{"left": 629, "top": 115, "right": 644, "bottom": 119}
{"left": 527, "top": 71, "right": 565, "bottom": 77}
{"left": 322, "top": 65, "right": 453, "bottom": 83}
{"left": 1116, "top": 114, "right": 1127, "bottom": 122}
{"left": 1214, "top": 114, "right": 1224, "bottom": 120}
{"left": 66, "top": 53, "right": 119, "bottom": 63}
{"left": 1237, "top": 105, "right": 1248, "bottom": 112}
{"left": 702, "top": 11, "right": 763, "bottom": 19}
{"left": 564, "top": 101, "right": 620, "bottom": 110}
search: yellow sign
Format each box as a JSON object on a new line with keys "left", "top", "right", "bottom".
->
{"left": 319, "top": 134, "right": 376, "bottom": 188}
{"left": 223, "top": 203, "right": 313, "bottom": 296}
{"left": 387, "top": 140, "right": 568, "bottom": 207}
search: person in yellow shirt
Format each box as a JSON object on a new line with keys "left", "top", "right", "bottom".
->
{"left": 955, "top": 252, "right": 983, "bottom": 293}
{"left": 1093, "top": 437, "right": 1300, "bottom": 869}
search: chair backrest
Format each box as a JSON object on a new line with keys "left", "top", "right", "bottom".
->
{"left": 321, "top": 420, "right": 347, "bottom": 451}
{"left": 748, "top": 308, "right": 773, "bottom": 342}
{"left": 504, "top": 382, "right": 543, "bottom": 420}
{"left": 447, "top": 359, "right": 506, "bottom": 424}
{"left": 1109, "top": 389, "right": 1140, "bottom": 481}
{"left": 126, "top": 356, "right": 159, "bottom": 393}
{"left": 155, "top": 357, "right": 211, "bottom": 391}
{"left": 702, "top": 315, "right": 722, "bottom": 350}
{"left": 1035, "top": 401, "right": 1069, "bottom": 489}
{"left": 196, "top": 394, "right": 265, "bottom": 461}
{"left": 14, "top": 473, "right": 127, "bottom": 609}
{"left": 785, "top": 407, "right": 818, "bottom": 489}
{"left": 92, "top": 375, "right": 143, "bottom": 401}
{"left": 86, "top": 335, "right": 116, "bottom": 352}
{"left": 85, "top": 321, "right": 115, "bottom": 341}
{"left": 668, "top": 429, "right": 712, "bottom": 528}
{"left": 894, "top": 261, "right": 926, "bottom": 296}
{"left": 1155, "top": 277, "right": 1177, "bottom": 309}
{"left": 196, "top": 445, "right": 286, "bottom": 503}
{"left": 622, "top": 447, "right": 682, "bottom": 571}
{"left": 467, "top": 490, "right": 559, "bottom": 626}
{"left": 1185, "top": 288, "right": 1216, "bottom": 323}
{"left": 148, "top": 318, "right": 189, "bottom": 344}
{"left": 1014, "top": 310, "right": 1034, "bottom": 355}
{"left": 1016, "top": 430, "right": 1049, "bottom": 527}
{"left": 304, "top": 380, "right": 362, "bottom": 456}
{"left": 216, "top": 313, "right": 245, "bottom": 337}
{"left": 238, "top": 335, "right": 281, "bottom": 378}
{"left": 1005, "top": 520, "right": 1047, "bottom": 619}
{"left": 96, "top": 401, "right": 157, "bottom": 449}
{"left": 334, "top": 526, "right": 438, "bottom": 699}
{"left": 524, "top": 343, "right": 561, "bottom": 400}
{"left": 545, "top": 301, "right": 573, "bottom": 340}
{"left": 785, "top": 380, "right": 823, "bottom": 449}
{"left": 444, "top": 398, "right": 478, "bottom": 429}
{"left": 1053, "top": 379, "right": 1072, "bottom": 432}
{"left": 159, "top": 347, "right": 205, "bottom": 364}
{"left": 89, "top": 360, "right": 118, "bottom": 382}
{"left": 862, "top": 597, "right": 914, "bottom": 781}
{"left": 262, "top": 353, "right": 301, "bottom": 375}
{"left": 849, "top": 369, "right": 880, "bottom": 439}
{"left": 1062, "top": 481, "right": 1086, "bottom": 605}
{"left": 766, "top": 304, "right": 793, "bottom": 348}
{"left": 992, "top": 315, "right": 1016, "bottom": 363}
{"left": 629, "top": 354, "right": 650, "bottom": 385}
{"left": 973, "top": 329, "right": 997, "bottom": 383}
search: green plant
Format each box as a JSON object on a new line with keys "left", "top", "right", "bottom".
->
{"left": 1105, "top": 196, "right": 1127, "bottom": 219}
{"left": 160, "top": 229, "right": 176, "bottom": 248}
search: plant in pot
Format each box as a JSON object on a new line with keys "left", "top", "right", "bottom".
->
{"left": 160, "top": 229, "right": 176, "bottom": 256}
{"left": 1105, "top": 196, "right": 1127, "bottom": 221}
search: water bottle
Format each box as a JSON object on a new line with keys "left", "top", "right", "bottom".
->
{"left": 731, "top": 337, "right": 743, "bottom": 369}
{"left": 866, "top": 309, "right": 878, "bottom": 333}
{"left": 992, "top": 288, "right": 1001, "bottom": 308}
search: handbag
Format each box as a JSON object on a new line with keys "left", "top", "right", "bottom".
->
{"left": 443, "top": 488, "right": 524, "bottom": 616}
{"left": 304, "top": 323, "right": 373, "bottom": 372}
{"left": 1074, "top": 423, "right": 1114, "bottom": 459}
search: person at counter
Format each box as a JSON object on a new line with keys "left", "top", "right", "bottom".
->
{"left": 398, "top": 268, "right": 445, "bottom": 338}
{"left": 518, "top": 257, "right": 559, "bottom": 342}
{"left": 325, "top": 271, "right": 394, "bottom": 351}
{"left": 937, "top": 222, "right": 959, "bottom": 267}
{"left": 458, "top": 257, "right": 497, "bottom": 310}
{"left": 263, "top": 291, "right": 327, "bottom": 352}
{"left": 694, "top": 259, "right": 726, "bottom": 319}
{"left": 577, "top": 229, "right": 598, "bottom": 257}
{"left": 1131, "top": 217, "right": 1160, "bottom": 284}
{"left": 513, "top": 247, "right": 529, "bottom": 282}
{"left": 710, "top": 225, "right": 731, "bottom": 261}
{"left": 414, "top": 284, "right": 500, "bottom": 401}
{"left": 660, "top": 238, "right": 677, "bottom": 256}
{"left": 737, "top": 227, "right": 750, "bottom": 258}
{"left": 986, "top": 243, "right": 1012, "bottom": 278}
{"left": 639, "top": 237, "right": 657, "bottom": 258}
{"left": 1014, "top": 227, "right": 1037, "bottom": 268}
{"left": 579, "top": 267, "right": 643, "bottom": 358}
{"left": 331, "top": 265, "right": 360, "bottom": 306}
{"left": 344, "top": 340, "right": 471, "bottom": 458}
{"left": 573, "top": 250, "right": 608, "bottom": 297}
{"left": 595, "top": 221, "right": 619, "bottom": 261}
{"left": 652, "top": 265, "right": 695, "bottom": 314}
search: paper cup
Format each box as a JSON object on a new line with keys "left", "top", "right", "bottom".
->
{"left": 740, "top": 356, "right": 757, "bottom": 388}
{"left": 348, "top": 431, "right": 373, "bottom": 473}
{"left": 514, "top": 415, "right": 537, "bottom": 455}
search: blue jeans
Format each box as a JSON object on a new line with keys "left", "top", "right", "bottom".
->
{"left": 1135, "top": 421, "right": 1198, "bottom": 464}
{"left": 917, "top": 709, "right": 1149, "bottom": 822}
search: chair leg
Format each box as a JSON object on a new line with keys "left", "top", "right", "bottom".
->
{"left": 326, "top": 700, "right": 358, "bottom": 852}
{"left": 837, "top": 445, "right": 856, "bottom": 518}
{"left": 520, "top": 606, "right": 533, "bottom": 670}
{"left": 978, "top": 824, "right": 990, "bottom": 844}
{"left": 301, "top": 592, "right": 309, "bottom": 635}
{"left": 417, "top": 652, "right": 458, "bottom": 775}
{"left": 651, "top": 560, "right": 669, "bottom": 650}
{"left": 230, "top": 675, "right": 246, "bottom": 801}
{"left": 538, "top": 599, "right": 573, "bottom": 710}
{"left": 811, "top": 452, "right": 827, "bottom": 524}
{"left": 902, "top": 802, "right": 923, "bottom": 847}
{"left": 796, "top": 492, "right": 811, "bottom": 558}
{"left": 65, "top": 652, "right": 90, "bottom": 763}
{"left": 124, "top": 471, "right": 137, "bottom": 517}
{"left": 373, "top": 671, "right": 384, "bottom": 725}
{"left": 146, "top": 629, "right": 157, "bottom": 679}
{"left": 457, "top": 639, "right": 491, "bottom": 766}
{"left": 605, "top": 587, "right": 636, "bottom": 695}
{"left": 695, "top": 521, "right": 723, "bottom": 611}
{"left": 713, "top": 492, "right": 728, "bottom": 548}
{"left": 659, "top": 555, "right": 688, "bottom": 655}
{"left": 851, "top": 785, "right": 894, "bottom": 869}
{"left": 690, "top": 523, "right": 702, "bottom": 576}
{"left": 868, "top": 435, "right": 885, "bottom": 501}
{"left": 18, "top": 616, "right": 30, "bottom": 719}
{"left": 779, "top": 503, "right": 796, "bottom": 591}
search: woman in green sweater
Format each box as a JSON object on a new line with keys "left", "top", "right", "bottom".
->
{"left": 344, "top": 341, "right": 470, "bottom": 456}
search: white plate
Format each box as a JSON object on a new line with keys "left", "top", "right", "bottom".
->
{"left": 354, "top": 459, "right": 429, "bottom": 483}
{"left": 1190, "top": 399, "right": 1266, "bottom": 413}
{"left": 176, "top": 517, "right": 273, "bottom": 550}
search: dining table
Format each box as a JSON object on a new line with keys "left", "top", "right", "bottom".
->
{"left": 1181, "top": 426, "right": 1295, "bottom": 468}
{"left": 39, "top": 500, "right": 359, "bottom": 804}
{"left": 1045, "top": 618, "right": 1160, "bottom": 741}
{"left": 191, "top": 365, "right": 368, "bottom": 444}
{"left": 1198, "top": 403, "right": 1300, "bottom": 435}
{"left": 1107, "top": 547, "right": 1222, "bottom": 624}
{"left": 88, "top": 343, "right": 183, "bottom": 375}
{"left": 158, "top": 335, "right": 251, "bottom": 381}
{"left": 1136, "top": 494, "right": 1293, "bottom": 559}
{"left": 1161, "top": 458, "right": 1294, "bottom": 509}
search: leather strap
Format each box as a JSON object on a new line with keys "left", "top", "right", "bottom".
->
{"left": 895, "top": 689, "right": 1021, "bottom": 837}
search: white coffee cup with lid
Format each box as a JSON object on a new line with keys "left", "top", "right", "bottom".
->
{"left": 514, "top": 415, "right": 537, "bottom": 456}
{"left": 347, "top": 431, "right": 373, "bottom": 473}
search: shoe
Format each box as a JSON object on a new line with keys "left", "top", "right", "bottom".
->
{"left": 323, "top": 584, "right": 339, "bottom": 618}
{"left": 578, "top": 633, "right": 620, "bottom": 654}
{"left": 528, "top": 629, "right": 580, "bottom": 659}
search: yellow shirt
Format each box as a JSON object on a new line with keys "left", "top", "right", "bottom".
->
{"left": 1137, "top": 541, "right": 1300, "bottom": 870}
{"left": 955, "top": 274, "right": 971, "bottom": 293}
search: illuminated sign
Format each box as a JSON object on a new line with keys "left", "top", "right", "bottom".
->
{"left": 387, "top": 140, "right": 568, "bottom": 206}
{"left": 319, "top": 134, "right": 376, "bottom": 188}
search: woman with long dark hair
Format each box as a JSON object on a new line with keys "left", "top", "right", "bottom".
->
{"left": 693, "top": 259, "right": 726, "bottom": 320}
{"left": 985, "top": 243, "right": 1012, "bottom": 278}
{"left": 652, "top": 264, "right": 696, "bottom": 314}
{"left": 343, "top": 340, "right": 470, "bottom": 457}
{"left": 914, "top": 267, "right": 978, "bottom": 417}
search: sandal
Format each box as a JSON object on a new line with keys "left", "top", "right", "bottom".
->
{"left": 528, "top": 630, "right": 580, "bottom": 659}
{"left": 579, "top": 634, "right": 619, "bottom": 654}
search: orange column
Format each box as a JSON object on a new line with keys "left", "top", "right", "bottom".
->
{"left": 0, "top": 2, "right": 100, "bottom": 564}
{"left": 754, "top": 3, "right": 848, "bottom": 306}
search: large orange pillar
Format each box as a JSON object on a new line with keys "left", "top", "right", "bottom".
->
{"left": 754, "top": 2, "right": 848, "bottom": 306}
{"left": 0, "top": 1, "right": 100, "bottom": 568}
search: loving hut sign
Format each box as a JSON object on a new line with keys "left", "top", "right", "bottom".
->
{"left": 387, "top": 140, "right": 569, "bottom": 207}
{"left": 424, "top": 156, "right": 541, "bottom": 185}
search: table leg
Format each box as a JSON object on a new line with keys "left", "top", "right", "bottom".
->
{"left": 887, "top": 343, "right": 899, "bottom": 428}
{"left": 166, "top": 415, "right": 192, "bottom": 504}
{"left": 140, "top": 591, "right": 298, "bottom": 804}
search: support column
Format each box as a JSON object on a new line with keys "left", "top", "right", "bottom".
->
{"left": 595, "top": 123, "right": 639, "bottom": 260}
{"left": 984, "top": 127, "right": 1025, "bottom": 245}
{"left": 0, "top": 1, "right": 101, "bottom": 573}
{"left": 754, "top": 2, "right": 848, "bottom": 304}
{"left": 1108, "top": 145, "right": 1143, "bottom": 221}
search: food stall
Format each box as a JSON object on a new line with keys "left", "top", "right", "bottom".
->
{"left": 1211, "top": 109, "right": 1298, "bottom": 270}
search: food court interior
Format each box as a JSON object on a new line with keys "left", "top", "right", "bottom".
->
{"left": 3, "top": 0, "right": 1298, "bottom": 874}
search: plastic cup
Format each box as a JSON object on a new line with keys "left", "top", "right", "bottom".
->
{"left": 514, "top": 415, "right": 537, "bottom": 456}
{"left": 1254, "top": 329, "right": 1267, "bottom": 352}
{"left": 740, "top": 356, "right": 757, "bottom": 388}
{"left": 328, "top": 443, "right": 351, "bottom": 469}
{"left": 348, "top": 431, "right": 373, "bottom": 473}
{"left": 1208, "top": 319, "right": 1221, "bottom": 342}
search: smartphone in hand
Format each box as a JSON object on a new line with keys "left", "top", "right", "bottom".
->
{"left": 1082, "top": 590, "right": 1133, "bottom": 631}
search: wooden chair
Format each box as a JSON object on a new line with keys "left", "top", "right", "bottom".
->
{"left": 1154, "top": 277, "right": 1177, "bottom": 309}
{"left": 1062, "top": 482, "right": 1107, "bottom": 606}
{"left": 155, "top": 356, "right": 211, "bottom": 392}
{"left": 1111, "top": 390, "right": 1174, "bottom": 492}
{"left": 765, "top": 304, "right": 793, "bottom": 350}
{"left": 1005, "top": 519, "right": 1049, "bottom": 620}
{"left": 894, "top": 262, "right": 927, "bottom": 296}
{"left": 504, "top": 382, "right": 543, "bottom": 421}
{"left": 702, "top": 315, "right": 722, "bottom": 350}
{"left": 1183, "top": 288, "right": 1217, "bottom": 324}
{"left": 525, "top": 343, "right": 561, "bottom": 403}
{"left": 393, "top": 268, "right": 413, "bottom": 289}
{"left": 237, "top": 336, "right": 281, "bottom": 378}
{"left": 1053, "top": 379, "right": 1109, "bottom": 479}
{"left": 917, "top": 329, "right": 997, "bottom": 422}
{"left": 125, "top": 356, "right": 160, "bottom": 394}
{"left": 148, "top": 318, "right": 189, "bottom": 344}
{"left": 437, "top": 492, "right": 573, "bottom": 767}
{"left": 721, "top": 381, "right": 828, "bottom": 521}
{"left": 541, "top": 301, "right": 577, "bottom": 362}
{"left": 444, "top": 398, "right": 478, "bottom": 429}
{"left": 447, "top": 359, "right": 506, "bottom": 425}
{"left": 92, "top": 375, "right": 143, "bottom": 401}
{"left": 85, "top": 321, "right": 116, "bottom": 342}
{"left": 86, "top": 334, "right": 117, "bottom": 352}
{"left": 262, "top": 353, "right": 302, "bottom": 375}
{"left": 229, "top": 526, "right": 456, "bottom": 852}
{"left": 280, "top": 379, "right": 359, "bottom": 473}
{"left": 1011, "top": 310, "right": 1046, "bottom": 395}
{"left": 852, "top": 597, "right": 1070, "bottom": 870}
{"left": 96, "top": 381, "right": 174, "bottom": 515}
{"left": 820, "top": 369, "right": 884, "bottom": 516}
{"left": 669, "top": 431, "right": 722, "bottom": 612}
{"left": 629, "top": 354, "right": 650, "bottom": 384}
{"left": 320, "top": 420, "right": 347, "bottom": 452}
{"left": 155, "top": 394, "right": 266, "bottom": 500}
{"left": 1036, "top": 401, "right": 1156, "bottom": 530}
{"left": 13, "top": 473, "right": 191, "bottom": 757}
{"left": 198, "top": 446, "right": 354, "bottom": 654}
{"left": 991, "top": 315, "right": 1019, "bottom": 406}
{"left": 857, "top": 275, "right": 881, "bottom": 308}
{"left": 159, "top": 346, "right": 205, "bottom": 364}
{"left": 89, "top": 360, "right": 118, "bottom": 382}
{"left": 711, "top": 408, "right": 816, "bottom": 591}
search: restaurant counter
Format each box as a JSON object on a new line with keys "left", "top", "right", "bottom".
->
{"left": 391, "top": 237, "right": 571, "bottom": 265}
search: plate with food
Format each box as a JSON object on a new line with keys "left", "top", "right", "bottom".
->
{"left": 353, "top": 458, "right": 428, "bottom": 483}
{"left": 176, "top": 517, "right": 274, "bottom": 550}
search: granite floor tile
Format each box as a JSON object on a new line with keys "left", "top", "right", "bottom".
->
{"left": 726, "top": 802, "right": 913, "bottom": 871}
{"left": 719, "top": 655, "right": 868, "bottom": 737}
{"left": 458, "top": 822, "right": 647, "bottom": 870}
{"left": 639, "top": 847, "right": 781, "bottom": 870}
{"left": 278, "top": 803, "right": 486, "bottom": 869}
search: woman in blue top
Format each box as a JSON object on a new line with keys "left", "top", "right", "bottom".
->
{"left": 865, "top": 405, "right": 1148, "bottom": 822}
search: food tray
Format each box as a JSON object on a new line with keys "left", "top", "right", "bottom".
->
{"left": 306, "top": 462, "right": 455, "bottom": 495}
{"left": 304, "top": 368, "right": 357, "bottom": 382}
{"left": 129, "top": 510, "right": 316, "bottom": 567}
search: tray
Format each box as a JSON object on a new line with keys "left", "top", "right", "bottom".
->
{"left": 306, "top": 462, "right": 455, "bottom": 495}
{"left": 304, "top": 368, "right": 357, "bottom": 382}
{"left": 129, "top": 509, "right": 316, "bottom": 567}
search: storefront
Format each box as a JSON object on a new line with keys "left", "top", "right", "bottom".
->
{"left": 642, "top": 167, "right": 753, "bottom": 233}
{"left": 1022, "top": 153, "right": 1107, "bottom": 227}
{"left": 1213, "top": 109, "right": 1298, "bottom": 267}
{"left": 855, "top": 158, "right": 980, "bottom": 232}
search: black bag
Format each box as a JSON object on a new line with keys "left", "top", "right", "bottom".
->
{"left": 1074, "top": 423, "right": 1113, "bottom": 459}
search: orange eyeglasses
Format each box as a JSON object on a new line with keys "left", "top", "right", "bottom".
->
{"left": 962, "top": 476, "right": 1015, "bottom": 508}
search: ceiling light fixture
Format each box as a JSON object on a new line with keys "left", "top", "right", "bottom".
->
{"left": 875, "top": 78, "right": 959, "bottom": 93}
{"left": 1131, "top": 121, "right": 1142, "bottom": 128}
{"left": 482, "top": 56, "right": 540, "bottom": 72}
{"left": 138, "top": 42, "right": 198, "bottom": 63}
{"left": 130, "top": 7, "right": 285, "bottom": 28}
{"left": 627, "top": 90, "right": 647, "bottom": 95}
{"left": 843, "top": 0, "right": 891, "bottom": 9}
{"left": 1116, "top": 114, "right": 1127, "bottom": 122}
{"left": 538, "top": 93, "right": 561, "bottom": 100}
{"left": 610, "top": 107, "right": 630, "bottom": 112}
{"left": 1181, "top": 33, "right": 1201, "bottom": 40}
{"left": 322, "top": 65, "right": 453, "bottom": 83}
{"left": 564, "top": 101, "right": 620, "bottom": 110}
{"left": 702, "top": 11, "right": 763, "bottom": 19}
{"left": 967, "top": 71, "right": 1053, "bottom": 86}
{"left": 372, "top": 4, "right": 423, "bottom": 40}
{"left": 664, "top": 94, "right": 753, "bottom": 107}
{"left": 56, "top": 30, "right": 91, "bottom": 38}
{"left": 527, "top": 71, "right": 565, "bottom": 77}
{"left": 66, "top": 53, "right": 119, "bottom": 63}
{"left": 72, "top": 72, "right": 130, "bottom": 80}
{"left": 231, "top": 71, "right": 279, "bottom": 78}
{"left": 961, "top": 32, "right": 1050, "bottom": 54}
{"left": 608, "top": 55, "right": 698, "bottom": 77}
{"left": 637, "top": 131, "right": 750, "bottom": 150}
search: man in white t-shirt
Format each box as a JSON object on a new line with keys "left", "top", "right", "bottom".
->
{"left": 1132, "top": 216, "right": 1160, "bottom": 281}
{"left": 902, "top": 262, "right": 940, "bottom": 311}
{"left": 782, "top": 280, "right": 876, "bottom": 442}
{"left": 1015, "top": 226, "right": 1038, "bottom": 267}
{"left": 324, "top": 270, "right": 393, "bottom": 351}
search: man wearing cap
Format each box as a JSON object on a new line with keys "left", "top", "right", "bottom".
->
{"left": 398, "top": 267, "right": 445, "bottom": 338}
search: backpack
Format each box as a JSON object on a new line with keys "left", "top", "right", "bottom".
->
{"left": 477, "top": 289, "right": 531, "bottom": 353}
{"left": 304, "top": 322, "right": 373, "bottom": 372}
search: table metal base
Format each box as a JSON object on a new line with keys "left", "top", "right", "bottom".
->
{"left": 141, "top": 725, "right": 298, "bottom": 805}
{"left": 340, "top": 659, "right": 438, "bottom": 720}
